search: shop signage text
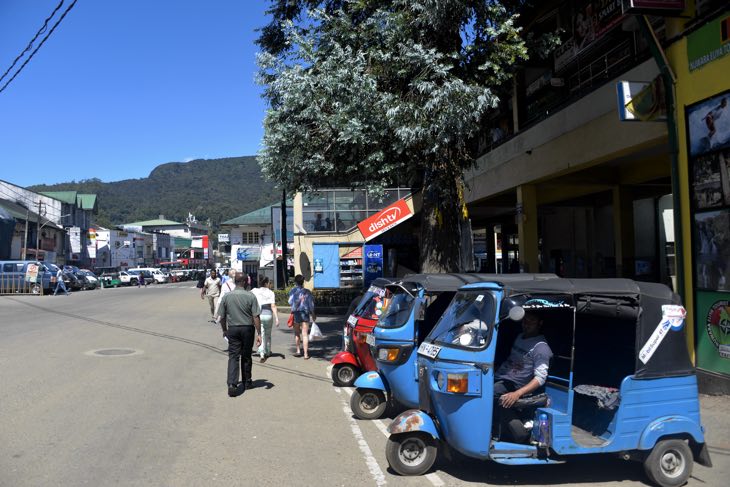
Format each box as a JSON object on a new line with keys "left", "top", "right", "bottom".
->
{"left": 357, "top": 198, "right": 413, "bottom": 241}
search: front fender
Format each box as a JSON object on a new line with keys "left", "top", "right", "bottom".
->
{"left": 638, "top": 416, "right": 706, "bottom": 450}
{"left": 388, "top": 409, "right": 440, "bottom": 440}
{"left": 331, "top": 351, "right": 359, "bottom": 367}
{"left": 354, "top": 371, "right": 387, "bottom": 392}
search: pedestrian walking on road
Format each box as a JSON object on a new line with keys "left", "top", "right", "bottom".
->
{"left": 287, "top": 274, "right": 316, "bottom": 359}
{"left": 201, "top": 269, "right": 221, "bottom": 322}
{"left": 53, "top": 268, "right": 69, "bottom": 296}
{"left": 252, "top": 276, "right": 279, "bottom": 362}
{"left": 214, "top": 269, "right": 237, "bottom": 323}
{"left": 218, "top": 272, "right": 261, "bottom": 396}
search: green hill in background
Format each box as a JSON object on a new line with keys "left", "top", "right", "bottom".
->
{"left": 29, "top": 156, "right": 278, "bottom": 239}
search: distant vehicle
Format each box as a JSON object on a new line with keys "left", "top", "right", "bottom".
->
{"left": 78, "top": 269, "right": 99, "bottom": 287}
{"left": 128, "top": 269, "right": 154, "bottom": 285}
{"left": 118, "top": 271, "right": 138, "bottom": 286}
{"left": 129, "top": 267, "right": 168, "bottom": 284}
{"left": 94, "top": 266, "right": 119, "bottom": 277}
{"left": 99, "top": 272, "right": 122, "bottom": 288}
{"left": 63, "top": 272, "right": 83, "bottom": 291}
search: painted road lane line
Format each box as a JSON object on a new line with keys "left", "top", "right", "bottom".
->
{"left": 335, "top": 387, "right": 387, "bottom": 486}
{"left": 333, "top": 371, "right": 445, "bottom": 487}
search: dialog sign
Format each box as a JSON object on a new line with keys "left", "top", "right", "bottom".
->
{"left": 357, "top": 198, "right": 413, "bottom": 241}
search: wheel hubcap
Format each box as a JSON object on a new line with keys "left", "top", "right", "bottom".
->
{"left": 338, "top": 367, "right": 354, "bottom": 383}
{"left": 400, "top": 437, "right": 426, "bottom": 466}
{"left": 361, "top": 393, "right": 380, "bottom": 411}
{"left": 660, "top": 450, "right": 684, "bottom": 478}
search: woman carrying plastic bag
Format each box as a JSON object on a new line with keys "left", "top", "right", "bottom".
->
{"left": 308, "top": 321, "right": 323, "bottom": 340}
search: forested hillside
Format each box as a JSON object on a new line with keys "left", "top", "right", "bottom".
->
{"left": 29, "top": 156, "right": 278, "bottom": 236}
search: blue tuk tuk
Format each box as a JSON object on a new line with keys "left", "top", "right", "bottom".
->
{"left": 350, "top": 273, "right": 555, "bottom": 420}
{"left": 386, "top": 278, "right": 711, "bottom": 487}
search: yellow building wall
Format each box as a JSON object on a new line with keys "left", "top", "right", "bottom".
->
{"left": 666, "top": 10, "right": 730, "bottom": 362}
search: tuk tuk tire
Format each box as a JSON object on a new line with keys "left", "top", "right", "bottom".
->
{"left": 332, "top": 363, "right": 358, "bottom": 387}
{"left": 350, "top": 388, "right": 387, "bottom": 420}
{"left": 386, "top": 432, "right": 438, "bottom": 476}
{"left": 643, "top": 439, "right": 693, "bottom": 487}
{"left": 30, "top": 284, "right": 41, "bottom": 295}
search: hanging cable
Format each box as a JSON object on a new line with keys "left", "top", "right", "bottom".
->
{"left": 0, "top": 0, "right": 66, "bottom": 85}
{"left": 0, "top": 0, "right": 78, "bottom": 95}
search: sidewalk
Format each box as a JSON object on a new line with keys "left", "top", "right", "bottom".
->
{"left": 700, "top": 394, "right": 730, "bottom": 452}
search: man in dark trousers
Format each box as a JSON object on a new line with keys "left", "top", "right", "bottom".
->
{"left": 218, "top": 272, "right": 262, "bottom": 397}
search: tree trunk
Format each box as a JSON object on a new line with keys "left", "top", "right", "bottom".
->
{"left": 419, "top": 163, "right": 473, "bottom": 273}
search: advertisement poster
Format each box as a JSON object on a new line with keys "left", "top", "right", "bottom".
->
{"left": 688, "top": 90, "right": 730, "bottom": 377}
{"left": 363, "top": 244, "right": 384, "bottom": 288}
{"left": 687, "top": 11, "right": 730, "bottom": 72}
{"left": 695, "top": 291, "right": 730, "bottom": 374}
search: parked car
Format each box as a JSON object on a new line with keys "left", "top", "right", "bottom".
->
{"left": 128, "top": 269, "right": 153, "bottom": 285}
{"left": 129, "top": 267, "right": 168, "bottom": 284}
{"left": 118, "top": 271, "right": 138, "bottom": 286}
{"left": 0, "top": 260, "right": 53, "bottom": 294}
{"left": 63, "top": 271, "right": 83, "bottom": 291}
{"left": 78, "top": 269, "right": 99, "bottom": 289}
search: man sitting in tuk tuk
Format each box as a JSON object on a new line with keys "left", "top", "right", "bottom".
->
{"left": 494, "top": 311, "right": 553, "bottom": 443}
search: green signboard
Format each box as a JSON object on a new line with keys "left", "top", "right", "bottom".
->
{"left": 696, "top": 290, "right": 730, "bottom": 374}
{"left": 687, "top": 12, "right": 730, "bottom": 71}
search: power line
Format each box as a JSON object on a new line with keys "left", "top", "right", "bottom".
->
{"left": 0, "top": 0, "right": 78, "bottom": 95}
{"left": 0, "top": 0, "right": 66, "bottom": 85}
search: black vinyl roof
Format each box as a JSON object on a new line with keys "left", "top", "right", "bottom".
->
{"left": 369, "top": 277, "right": 395, "bottom": 289}
{"left": 397, "top": 273, "right": 557, "bottom": 293}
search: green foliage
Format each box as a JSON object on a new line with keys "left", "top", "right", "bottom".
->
{"left": 257, "top": 1, "right": 529, "bottom": 271}
{"left": 28, "top": 157, "right": 278, "bottom": 240}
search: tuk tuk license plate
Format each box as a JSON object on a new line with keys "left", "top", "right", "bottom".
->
{"left": 365, "top": 333, "right": 376, "bottom": 346}
{"left": 347, "top": 315, "right": 358, "bottom": 326}
{"left": 418, "top": 342, "right": 441, "bottom": 359}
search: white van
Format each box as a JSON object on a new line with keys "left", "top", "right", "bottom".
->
{"left": 129, "top": 267, "right": 168, "bottom": 284}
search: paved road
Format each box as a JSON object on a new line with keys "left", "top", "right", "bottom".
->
{"left": 1, "top": 284, "right": 727, "bottom": 486}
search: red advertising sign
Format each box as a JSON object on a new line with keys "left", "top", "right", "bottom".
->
{"left": 357, "top": 198, "right": 413, "bottom": 241}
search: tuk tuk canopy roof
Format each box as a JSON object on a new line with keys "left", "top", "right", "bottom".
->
{"left": 397, "top": 273, "right": 557, "bottom": 293}
{"left": 492, "top": 277, "right": 691, "bottom": 380}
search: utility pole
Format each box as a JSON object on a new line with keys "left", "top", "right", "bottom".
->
{"left": 36, "top": 201, "right": 43, "bottom": 260}
{"left": 280, "top": 189, "right": 287, "bottom": 289}
{"left": 21, "top": 208, "right": 29, "bottom": 260}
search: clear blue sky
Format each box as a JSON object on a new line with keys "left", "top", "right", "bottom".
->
{"left": 0, "top": 0, "right": 270, "bottom": 187}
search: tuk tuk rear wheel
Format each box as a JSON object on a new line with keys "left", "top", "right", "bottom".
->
{"left": 386, "top": 432, "right": 438, "bottom": 476}
{"left": 332, "top": 363, "right": 358, "bottom": 387}
{"left": 643, "top": 439, "right": 692, "bottom": 487}
{"left": 350, "top": 388, "right": 386, "bottom": 420}
{"left": 30, "top": 284, "right": 41, "bottom": 295}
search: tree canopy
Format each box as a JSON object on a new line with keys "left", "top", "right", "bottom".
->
{"left": 257, "top": 1, "right": 531, "bottom": 272}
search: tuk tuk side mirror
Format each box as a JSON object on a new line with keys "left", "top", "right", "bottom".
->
{"left": 508, "top": 306, "right": 525, "bottom": 322}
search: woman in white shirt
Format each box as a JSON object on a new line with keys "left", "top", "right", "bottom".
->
{"left": 252, "top": 276, "right": 279, "bottom": 362}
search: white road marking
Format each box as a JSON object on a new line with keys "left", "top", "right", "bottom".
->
{"left": 336, "top": 389, "right": 387, "bottom": 486}
{"left": 334, "top": 375, "right": 445, "bottom": 487}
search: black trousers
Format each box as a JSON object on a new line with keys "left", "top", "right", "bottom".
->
{"left": 227, "top": 326, "right": 255, "bottom": 387}
{"left": 494, "top": 379, "right": 530, "bottom": 443}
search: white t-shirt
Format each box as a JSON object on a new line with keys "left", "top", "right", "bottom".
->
{"left": 252, "top": 287, "right": 276, "bottom": 307}
{"left": 203, "top": 277, "right": 221, "bottom": 297}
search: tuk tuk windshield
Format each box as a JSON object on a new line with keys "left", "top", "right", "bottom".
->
{"left": 377, "top": 289, "right": 415, "bottom": 329}
{"left": 354, "top": 286, "right": 390, "bottom": 320}
{"left": 428, "top": 290, "right": 497, "bottom": 349}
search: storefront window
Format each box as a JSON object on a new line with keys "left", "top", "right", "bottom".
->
{"left": 302, "top": 188, "right": 411, "bottom": 233}
{"left": 334, "top": 211, "right": 367, "bottom": 231}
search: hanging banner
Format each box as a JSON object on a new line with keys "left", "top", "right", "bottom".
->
{"left": 357, "top": 198, "right": 413, "bottom": 241}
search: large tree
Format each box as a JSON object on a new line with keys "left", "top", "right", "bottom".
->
{"left": 257, "top": 0, "right": 528, "bottom": 272}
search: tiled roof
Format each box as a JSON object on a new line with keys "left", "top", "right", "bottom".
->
{"left": 222, "top": 200, "right": 292, "bottom": 226}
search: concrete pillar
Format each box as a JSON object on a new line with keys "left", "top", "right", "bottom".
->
{"left": 517, "top": 184, "right": 539, "bottom": 273}
{"left": 612, "top": 186, "right": 635, "bottom": 278}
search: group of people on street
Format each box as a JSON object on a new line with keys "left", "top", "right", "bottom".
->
{"left": 201, "top": 268, "right": 316, "bottom": 396}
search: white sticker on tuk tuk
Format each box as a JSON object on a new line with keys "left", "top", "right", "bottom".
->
{"left": 475, "top": 295, "right": 484, "bottom": 302}
{"left": 639, "top": 305, "right": 687, "bottom": 364}
{"left": 347, "top": 315, "right": 358, "bottom": 326}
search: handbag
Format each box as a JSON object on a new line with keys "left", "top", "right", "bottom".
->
{"left": 287, "top": 313, "right": 295, "bottom": 328}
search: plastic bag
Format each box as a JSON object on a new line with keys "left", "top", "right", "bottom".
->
{"left": 309, "top": 321, "right": 323, "bottom": 340}
{"left": 287, "top": 313, "right": 294, "bottom": 328}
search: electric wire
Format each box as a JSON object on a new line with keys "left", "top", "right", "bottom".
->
{"left": 0, "top": 0, "right": 66, "bottom": 85}
{"left": 0, "top": 0, "right": 78, "bottom": 95}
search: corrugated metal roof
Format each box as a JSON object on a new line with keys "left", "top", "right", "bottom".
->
{"left": 41, "top": 191, "right": 77, "bottom": 204}
{"left": 0, "top": 198, "right": 62, "bottom": 228}
{"left": 123, "top": 219, "right": 184, "bottom": 227}
{"left": 174, "top": 237, "right": 192, "bottom": 248}
{"left": 222, "top": 206, "right": 272, "bottom": 226}
{"left": 76, "top": 194, "right": 97, "bottom": 210}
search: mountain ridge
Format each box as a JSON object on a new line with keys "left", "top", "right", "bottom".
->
{"left": 28, "top": 156, "right": 279, "bottom": 236}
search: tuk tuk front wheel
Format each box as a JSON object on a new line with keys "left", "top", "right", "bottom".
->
{"left": 386, "top": 432, "right": 438, "bottom": 476}
{"left": 643, "top": 439, "right": 693, "bottom": 487}
{"left": 30, "top": 284, "right": 41, "bottom": 295}
{"left": 350, "top": 388, "right": 386, "bottom": 420}
{"left": 332, "top": 363, "right": 358, "bottom": 387}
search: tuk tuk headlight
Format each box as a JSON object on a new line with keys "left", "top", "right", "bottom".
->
{"left": 437, "top": 372, "right": 445, "bottom": 390}
{"left": 447, "top": 373, "right": 469, "bottom": 394}
{"left": 378, "top": 347, "right": 399, "bottom": 362}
